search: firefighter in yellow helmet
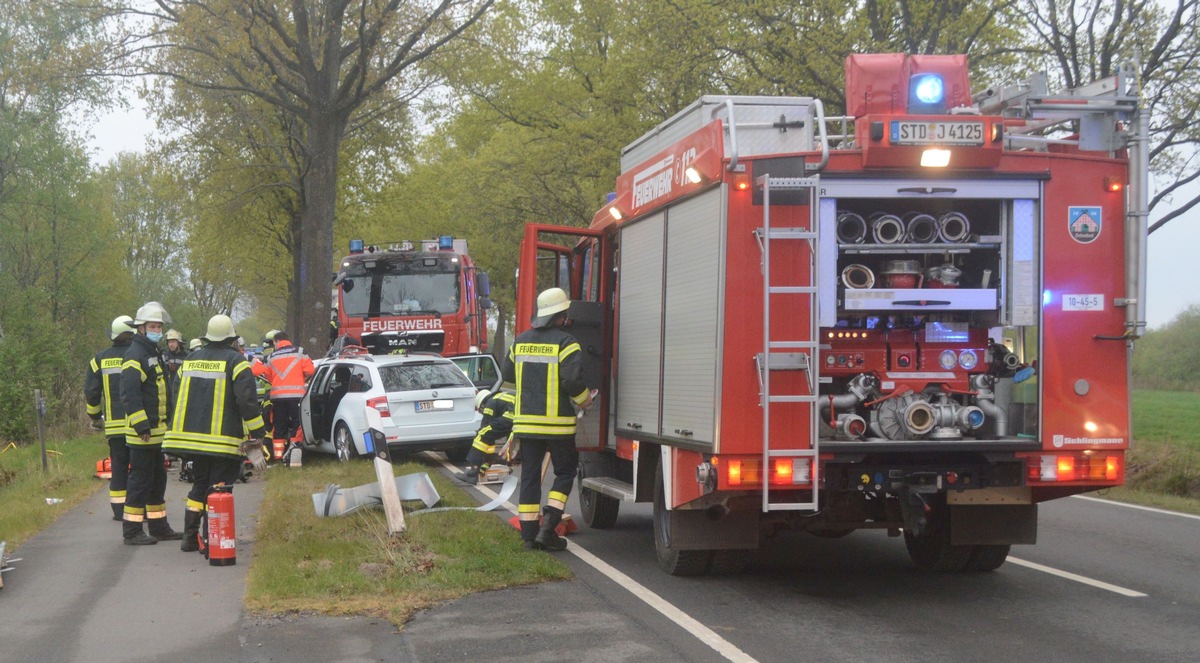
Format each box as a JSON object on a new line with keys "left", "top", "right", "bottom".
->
{"left": 84, "top": 315, "right": 137, "bottom": 521}
{"left": 119, "top": 302, "right": 181, "bottom": 545}
{"left": 164, "top": 315, "right": 267, "bottom": 553}
{"left": 502, "top": 287, "right": 593, "bottom": 551}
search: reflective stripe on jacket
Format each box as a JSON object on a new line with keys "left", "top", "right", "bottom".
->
{"left": 85, "top": 340, "right": 131, "bottom": 435}
{"left": 265, "top": 341, "right": 315, "bottom": 400}
{"left": 121, "top": 335, "right": 173, "bottom": 446}
{"left": 164, "top": 345, "right": 266, "bottom": 459}
{"left": 472, "top": 391, "right": 516, "bottom": 453}
{"left": 501, "top": 327, "right": 589, "bottom": 439}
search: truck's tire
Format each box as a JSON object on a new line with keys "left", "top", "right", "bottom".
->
{"left": 903, "top": 496, "right": 972, "bottom": 572}
{"left": 653, "top": 468, "right": 712, "bottom": 576}
{"left": 964, "top": 544, "right": 1011, "bottom": 572}
{"left": 578, "top": 463, "right": 620, "bottom": 529}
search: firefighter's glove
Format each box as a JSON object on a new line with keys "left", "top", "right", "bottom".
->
{"left": 89, "top": 417, "right": 104, "bottom": 431}
{"left": 240, "top": 438, "right": 268, "bottom": 474}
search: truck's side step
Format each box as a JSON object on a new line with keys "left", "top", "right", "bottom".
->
{"left": 581, "top": 477, "right": 635, "bottom": 501}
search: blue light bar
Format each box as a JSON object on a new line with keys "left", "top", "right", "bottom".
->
{"left": 438, "top": 235, "right": 454, "bottom": 250}
{"left": 349, "top": 239, "right": 365, "bottom": 254}
{"left": 909, "top": 73, "right": 946, "bottom": 114}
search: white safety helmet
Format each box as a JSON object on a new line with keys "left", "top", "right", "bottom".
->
{"left": 165, "top": 329, "right": 184, "bottom": 342}
{"left": 475, "top": 390, "right": 492, "bottom": 411}
{"left": 110, "top": 315, "right": 136, "bottom": 340}
{"left": 188, "top": 338, "right": 204, "bottom": 351}
{"left": 203, "top": 314, "right": 237, "bottom": 342}
{"left": 133, "top": 302, "right": 170, "bottom": 325}
{"left": 530, "top": 287, "right": 570, "bottom": 328}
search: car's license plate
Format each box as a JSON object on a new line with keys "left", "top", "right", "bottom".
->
{"left": 890, "top": 120, "right": 985, "bottom": 146}
{"left": 415, "top": 400, "right": 453, "bottom": 412}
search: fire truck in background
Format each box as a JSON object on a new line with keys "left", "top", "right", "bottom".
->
{"left": 515, "top": 53, "right": 1149, "bottom": 575}
{"left": 333, "top": 237, "right": 493, "bottom": 356}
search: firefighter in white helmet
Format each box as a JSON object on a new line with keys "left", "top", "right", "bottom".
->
{"left": 164, "top": 315, "right": 267, "bottom": 553}
{"left": 502, "top": 287, "right": 593, "bottom": 551}
{"left": 85, "top": 315, "right": 138, "bottom": 521}
{"left": 163, "top": 329, "right": 187, "bottom": 380}
{"left": 454, "top": 389, "right": 517, "bottom": 485}
{"left": 119, "top": 302, "right": 182, "bottom": 545}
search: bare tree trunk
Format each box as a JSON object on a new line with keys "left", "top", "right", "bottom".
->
{"left": 294, "top": 115, "right": 342, "bottom": 357}
{"left": 491, "top": 304, "right": 507, "bottom": 362}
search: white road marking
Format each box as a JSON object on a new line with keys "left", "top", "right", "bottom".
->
{"left": 1008, "top": 557, "right": 1148, "bottom": 597}
{"left": 440, "top": 457, "right": 758, "bottom": 663}
{"left": 1071, "top": 494, "right": 1200, "bottom": 521}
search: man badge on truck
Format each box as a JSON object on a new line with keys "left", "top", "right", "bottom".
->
{"left": 1068, "top": 206, "right": 1102, "bottom": 244}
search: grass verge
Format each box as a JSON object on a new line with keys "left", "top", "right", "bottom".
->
{"left": 0, "top": 435, "right": 108, "bottom": 548}
{"left": 244, "top": 454, "right": 571, "bottom": 626}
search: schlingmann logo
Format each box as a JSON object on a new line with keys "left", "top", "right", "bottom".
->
{"left": 1053, "top": 434, "right": 1124, "bottom": 448}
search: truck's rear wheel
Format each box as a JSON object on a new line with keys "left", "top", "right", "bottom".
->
{"left": 903, "top": 496, "right": 972, "bottom": 572}
{"left": 653, "top": 468, "right": 712, "bottom": 576}
{"left": 578, "top": 462, "right": 620, "bottom": 529}
{"left": 964, "top": 544, "right": 1011, "bottom": 572}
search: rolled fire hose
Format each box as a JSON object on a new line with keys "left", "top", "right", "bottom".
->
{"left": 938, "top": 211, "right": 971, "bottom": 243}
{"left": 841, "top": 263, "right": 875, "bottom": 289}
{"left": 836, "top": 212, "right": 868, "bottom": 244}
{"left": 904, "top": 212, "right": 939, "bottom": 243}
{"left": 870, "top": 213, "right": 905, "bottom": 244}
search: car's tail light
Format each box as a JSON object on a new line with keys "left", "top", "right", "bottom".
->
{"left": 366, "top": 396, "right": 391, "bottom": 418}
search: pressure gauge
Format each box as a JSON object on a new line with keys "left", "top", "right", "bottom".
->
{"left": 938, "top": 349, "right": 958, "bottom": 370}
{"left": 959, "top": 350, "right": 979, "bottom": 370}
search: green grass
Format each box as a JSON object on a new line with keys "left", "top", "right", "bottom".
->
{"left": 0, "top": 435, "right": 108, "bottom": 549}
{"left": 245, "top": 454, "right": 571, "bottom": 625}
{"left": 1115, "top": 390, "right": 1200, "bottom": 512}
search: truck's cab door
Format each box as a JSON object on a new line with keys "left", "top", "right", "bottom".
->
{"left": 515, "top": 224, "right": 609, "bottom": 452}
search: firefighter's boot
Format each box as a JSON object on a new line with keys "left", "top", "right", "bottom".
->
{"left": 533, "top": 509, "right": 567, "bottom": 551}
{"left": 180, "top": 511, "right": 202, "bottom": 552}
{"left": 454, "top": 466, "right": 479, "bottom": 485}
{"left": 148, "top": 518, "right": 184, "bottom": 541}
{"left": 123, "top": 521, "right": 158, "bottom": 546}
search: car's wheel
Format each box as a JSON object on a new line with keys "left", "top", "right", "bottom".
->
{"left": 903, "top": 496, "right": 972, "bottom": 572}
{"left": 444, "top": 445, "right": 470, "bottom": 463}
{"left": 334, "top": 422, "right": 358, "bottom": 462}
{"left": 653, "top": 466, "right": 712, "bottom": 576}
{"left": 964, "top": 544, "right": 1011, "bottom": 572}
{"left": 578, "top": 462, "right": 620, "bottom": 529}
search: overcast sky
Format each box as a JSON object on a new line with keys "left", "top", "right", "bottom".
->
{"left": 85, "top": 103, "right": 1196, "bottom": 331}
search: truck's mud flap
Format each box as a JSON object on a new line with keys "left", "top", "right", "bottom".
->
{"left": 665, "top": 506, "right": 760, "bottom": 550}
{"left": 950, "top": 504, "right": 1037, "bottom": 545}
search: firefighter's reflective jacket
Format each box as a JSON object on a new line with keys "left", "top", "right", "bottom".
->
{"left": 85, "top": 339, "right": 132, "bottom": 436}
{"left": 264, "top": 340, "right": 315, "bottom": 400}
{"left": 472, "top": 391, "right": 516, "bottom": 455}
{"left": 121, "top": 335, "right": 174, "bottom": 446}
{"left": 164, "top": 345, "right": 266, "bottom": 459}
{"left": 502, "top": 327, "right": 590, "bottom": 438}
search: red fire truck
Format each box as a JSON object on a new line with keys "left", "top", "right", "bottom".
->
{"left": 333, "top": 237, "right": 493, "bottom": 356}
{"left": 515, "top": 54, "right": 1149, "bottom": 575}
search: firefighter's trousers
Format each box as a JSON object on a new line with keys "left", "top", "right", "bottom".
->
{"left": 183, "top": 455, "right": 242, "bottom": 513}
{"left": 124, "top": 443, "right": 168, "bottom": 525}
{"left": 272, "top": 398, "right": 302, "bottom": 459}
{"left": 107, "top": 435, "right": 130, "bottom": 518}
{"left": 516, "top": 436, "right": 578, "bottom": 541}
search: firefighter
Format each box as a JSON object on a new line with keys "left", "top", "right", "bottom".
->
{"left": 85, "top": 315, "right": 138, "bottom": 521}
{"left": 263, "top": 330, "right": 315, "bottom": 462}
{"left": 454, "top": 389, "right": 517, "bottom": 485}
{"left": 163, "top": 329, "right": 187, "bottom": 379}
{"left": 502, "top": 287, "right": 593, "bottom": 551}
{"left": 188, "top": 337, "right": 204, "bottom": 352}
{"left": 164, "top": 315, "right": 266, "bottom": 553}
{"left": 119, "top": 302, "right": 182, "bottom": 545}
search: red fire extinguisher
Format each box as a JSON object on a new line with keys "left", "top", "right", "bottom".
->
{"left": 204, "top": 484, "right": 236, "bottom": 566}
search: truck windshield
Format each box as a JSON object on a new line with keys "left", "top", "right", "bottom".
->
{"left": 341, "top": 272, "right": 461, "bottom": 316}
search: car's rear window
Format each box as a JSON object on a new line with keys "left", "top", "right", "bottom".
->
{"left": 378, "top": 362, "right": 473, "bottom": 393}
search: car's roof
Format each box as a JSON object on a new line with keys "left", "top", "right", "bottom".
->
{"left": 327, "top": 353, "right": 453, "bottom": 368}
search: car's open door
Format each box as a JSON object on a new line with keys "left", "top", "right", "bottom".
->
{"left": 515, "top": 224, "right": 609, "bottom": 452}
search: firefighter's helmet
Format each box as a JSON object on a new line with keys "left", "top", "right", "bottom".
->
{"left": 204, "top": 315, "right": 237, "bottom": 342}
{"left": 475, "top": 390, "right": 492, "bottom": 411}
{"left": 165, "top": 329, "right": 184, "bottom": 342}
{"left": 133, "top": 302, "right": 170, "bottom": 325}
{"left": 531, "top": 287, "right": 570, "bottom": 328}
{"left": 110, "top": 315, "right": 136, "bottom": 340}
{"left": 188, "top": 338, "right": 204, "bottom": 351}
{"left": 264, "top": 329, "right": 280, "bottom": 347}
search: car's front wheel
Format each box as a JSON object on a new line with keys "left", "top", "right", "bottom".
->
{"left": 334, "top": 422, "right": 358, "bottom": 462}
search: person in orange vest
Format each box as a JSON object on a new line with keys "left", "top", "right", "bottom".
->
{"left": 263, "top": 330, "right": 315, "bottom": 462}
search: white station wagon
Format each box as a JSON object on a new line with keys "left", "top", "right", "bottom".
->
{"left": 300, "top": 352, "right": 483, "bottom": 461}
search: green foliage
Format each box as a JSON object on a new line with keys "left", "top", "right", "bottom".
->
{"left": 0, "top": 434, "right": 108, "bottom": 549}
{"left": 1132, "top": 305, "right": 1200, "bottom": 391}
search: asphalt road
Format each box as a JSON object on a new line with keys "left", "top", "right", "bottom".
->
{"left": 3, "top": 459, "right": 1197, "bottom": 663}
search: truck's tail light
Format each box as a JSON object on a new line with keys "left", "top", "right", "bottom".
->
{"left": 366, "top": 396, "right": 391, "bottom": 419}
{"left": 769, "top": 458, "right": 812, "bottom": 485}
{"left": 726, "top": 458, "right": 811, "bottom": 486}
{"left": 1028, "top": 452, "right": 1121, "bottom": 482}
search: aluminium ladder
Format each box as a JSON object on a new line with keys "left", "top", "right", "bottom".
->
{"left": 754, "top": 174, "right": 821, "bottom": 513}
